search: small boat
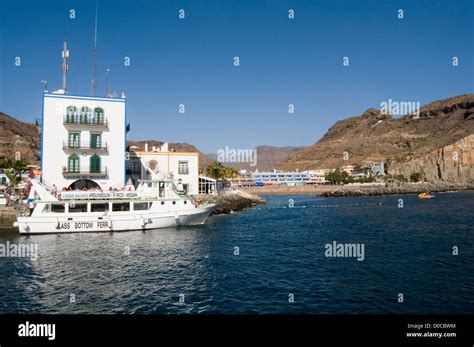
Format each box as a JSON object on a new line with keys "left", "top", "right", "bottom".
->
{"left": 418, "top": 192, "right": 435, "bottom": 199}
{"left": 13, "top": 179, "right": 215, "bottom": 234}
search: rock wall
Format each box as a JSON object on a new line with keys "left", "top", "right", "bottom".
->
{"left": 389, "top": 134, "right": 473, "bottom": 183}
{"left": 0, "top": 113, "right": 40, "bottom": 163}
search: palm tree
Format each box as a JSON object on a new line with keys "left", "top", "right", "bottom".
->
{"left": 223, "top": 167, "right": 239, "bottom": 180}
{"left": 206, "top": 161, "right": 225, "bottom": 179}
{"left": 0, "top": 158, "right": 15, "bottom": 170}
{"left": 0, "top": 158, "right": 29, "bottom": 186}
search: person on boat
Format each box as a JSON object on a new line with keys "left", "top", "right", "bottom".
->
{"left": 177, "top": 179, "right": 185, "bottom": 197}
{"left": 27, "top": 198, "right": 36, "bottom": 215}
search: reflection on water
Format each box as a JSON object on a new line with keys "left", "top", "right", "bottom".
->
{"left": 0, "top": 192, "right": 473, "bottom": 314}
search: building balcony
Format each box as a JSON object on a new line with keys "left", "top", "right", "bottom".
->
{"left": 63, "top": 116, "right": 108, "bottom": 129}
{"left": 63, "top": 142, "right": 109, "bottom": 152}
{"left": 62, "top": 167, "right": 108, "bottom": 179}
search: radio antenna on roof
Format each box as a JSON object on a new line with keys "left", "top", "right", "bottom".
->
{"left": 91, "top": 0, "right": 99, "bottom": 96}
{"left": 61, "top": 39, "right": 69, "bottom": 93}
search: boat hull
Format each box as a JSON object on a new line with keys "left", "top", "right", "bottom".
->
{"left": 15, "top": 206, "right": 214, "bottom": 234}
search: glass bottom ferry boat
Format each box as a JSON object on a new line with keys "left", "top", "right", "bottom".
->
{"left": 14, "top": 179, "right": 215, "bottom": 234}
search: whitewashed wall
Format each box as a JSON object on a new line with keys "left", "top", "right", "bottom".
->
{"left": 42, "top": 93, "right": 126, "bottom": 190}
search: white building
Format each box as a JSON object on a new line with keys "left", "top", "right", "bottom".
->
{"left": 41, "top": 93, "right": 127, "bottom": 190}
{"left": 126, "top": 143, "right": 199, "bottom": 195}
{"left": 252, "top": 170, "right": 310, "bottom": 186}
{"left": 306, "top": 169, "right": 329, "bottom": 184}
{"left": 251, "top": 169, "right": 330, "bottom": 186}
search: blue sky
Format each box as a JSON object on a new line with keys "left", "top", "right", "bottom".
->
{"left": 1, "top": 0, "right": 473, "bottom": 153}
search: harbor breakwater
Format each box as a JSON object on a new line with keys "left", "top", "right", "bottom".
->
{"left": 242, "top": 182, "right": 473, "bottom": 197}
{"left": 0, "top": 206, "right": 20, "bottom": 230}
{"left": 194, "top": 191, "right": 266, "bottom": 215}
{"left": 320, "top": 182, "right": 474, "bottom": 197}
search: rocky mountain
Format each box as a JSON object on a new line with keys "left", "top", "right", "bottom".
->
{"left": 0, "top": 112, "right": 40, "bottom": 163}
{"left": 127, "top": 140, "right": 214, "bottom": 172}
{"left": 278, "top": 94, "right": 474, "bottom": 183}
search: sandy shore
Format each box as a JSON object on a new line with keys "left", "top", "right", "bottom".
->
{"left": 241, "top": 185, "right": 334, "bottom": 195}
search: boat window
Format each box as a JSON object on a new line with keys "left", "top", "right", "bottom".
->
{"left": 91, "top": 203, "right": 109, "bottom": 212}
{"left": 134, "top": 202, "right": 149, "bottom": 211}
{"left": 69, "top": 203, "right": 88, "bottom": 213}
{"left": 42, "top": 204, "right": 51, "bottom": 213}
{"left": 51, "top": 204, "right": 65, "bottom": 213}
{"left": 112, "top": 202, "right": 130, "bottom": 212}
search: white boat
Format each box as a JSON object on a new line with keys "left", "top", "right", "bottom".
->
{"left": 14, "top": 179, "right": 215, "bottom": 234}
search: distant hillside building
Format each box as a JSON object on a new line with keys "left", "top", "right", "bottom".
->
{"left": 41, "top": 93, "right": 127, "bottom": 190}
{"left": 340, "top": 165, "right": 355, "bottom": 175}
{"left": 370, "top": 161, "right": 385, "bottom": 177}
{"left": 351, "top": 167, "right": 372, "bottom": 180}
{"left": 126, "top": 143, "right": 199, "bottom": 195}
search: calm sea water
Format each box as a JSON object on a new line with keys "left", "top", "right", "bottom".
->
{"left": 0, "top": 192, "right": 472, "bottom": 314}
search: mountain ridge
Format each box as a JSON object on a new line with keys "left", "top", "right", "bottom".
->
{"left": 278, "top": 94, "right": 474, "bottom": 183}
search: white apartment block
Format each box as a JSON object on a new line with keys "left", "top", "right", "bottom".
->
{"left": 41, "top": 93, "right": 126, "bottom": 190}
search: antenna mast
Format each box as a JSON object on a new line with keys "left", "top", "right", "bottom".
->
{"left": 91, "top": 0, "right": 98, "bottom": 96}
{"left": 105, "top": 68, "right": 110, "bottom": 96}
{"left": 61, "top": 40, "right": 69, "bottom": 93}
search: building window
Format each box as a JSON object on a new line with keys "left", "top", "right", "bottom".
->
{"left": 80, "top": 106, "right": 91, "bottom": 124}
{"left": 128, "top": 161, "right": 140, "bottom": 174}
{"left": 94, "top": 107, "right": 104, "bottom": 124}
{"left": 66, "top": 106, "right": 77, "bottom": 123}
{"left": 90, "top": 154, "right": 101, "bottom": 173}
{"left": 68, "top": 154, "right": 79, "bottom": 173}
{"left": 68, "top": 132, "right": 80, "bottom": 148}
{"left": 90, "top": 133, "right": 102, "bottom": 149}
{"left": 178, "top": 161, "right": 189, "bottom": 175}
